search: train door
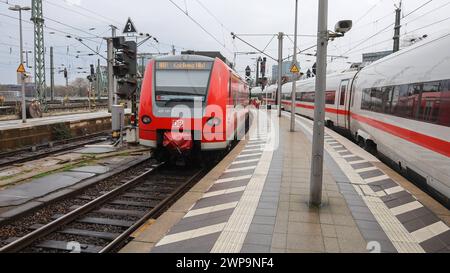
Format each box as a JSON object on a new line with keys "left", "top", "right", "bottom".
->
{"left": 337, "top": 79, "right": 349, "bottom": 128}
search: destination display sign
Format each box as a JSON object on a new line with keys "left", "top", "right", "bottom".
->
{"left": 156, "top": 61, "right": 213, "bottom": 71}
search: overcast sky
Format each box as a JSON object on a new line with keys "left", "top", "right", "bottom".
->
{"left": 1, "top": 0, "right": 449, "bottom": 85}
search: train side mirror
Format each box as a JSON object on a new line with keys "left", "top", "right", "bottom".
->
{"left": 334, "top": 20, "right": 353, "bottom": 35}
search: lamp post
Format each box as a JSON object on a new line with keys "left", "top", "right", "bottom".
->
{"left": 309, "top": 0, "right": 352, "bottom": 206}
{"left": 9, "top": 5, "right": 31, "bottom": 123}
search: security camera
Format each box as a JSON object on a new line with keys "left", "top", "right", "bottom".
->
{"left": 334, "top": 20, "right": 353, "bottom": 34}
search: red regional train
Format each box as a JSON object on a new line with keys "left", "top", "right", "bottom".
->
{"left": 139, "top": 54, "right": 250, "bottom": 163}
{"left": 266, "top": 33, "right": 450, "bottom": 206}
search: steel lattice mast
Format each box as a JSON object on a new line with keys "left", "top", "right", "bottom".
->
{"left": 31, "top": 0, "right": 46, "bottom": 103}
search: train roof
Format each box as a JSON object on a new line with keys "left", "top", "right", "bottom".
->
{"left": 357, "top": 32, "right": 450, "bottom": 85}
{"left": 365, "top": 32, "right": 450, "bottom": 68}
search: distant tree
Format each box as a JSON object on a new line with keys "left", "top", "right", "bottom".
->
{"left": 71, "top": 78, "right": 89, "bottom": 97}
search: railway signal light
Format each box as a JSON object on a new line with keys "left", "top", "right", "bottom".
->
{"left": 112, "top": 37, "right": 137, "bottom": 77}
{"left": 112, "top": 36, "right": 138, "bottom": 99}
{"left": 245, "top": 65, "right": 251, "bottom": 81}
{"left": 117, "top": 78, "right": 137, "bottom": 99}
{"left": 260, "top": 57, "right": 266, "bottom": 77}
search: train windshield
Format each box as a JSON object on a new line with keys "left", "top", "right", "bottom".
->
{"left": 155, "top": 61, "right": 213, "bottom": 107}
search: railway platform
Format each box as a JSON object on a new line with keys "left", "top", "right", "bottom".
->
{"left": 0, "top": 145, "right": 151, "bottom": 224}
{"left": 0, "top": 111, "right": 130, "bottom": 152}
{"left": 122, "top": 109, "right": 450, "bottom": 253}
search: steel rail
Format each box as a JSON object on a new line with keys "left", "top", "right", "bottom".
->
{"left": 0, "top": 132, "right": 109, "bottom": 168}
{"left": 0, "top": 163, "right": 163, "bottom": 253}
{"left": 99, "top": 168, "right": 206, "bottom": 253}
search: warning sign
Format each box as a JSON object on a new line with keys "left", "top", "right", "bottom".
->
{"left": 290, "top": 63, "right": 300, "bottom": 74}
{"left": 17, "top": 63, "right": 26, "bottom": 73}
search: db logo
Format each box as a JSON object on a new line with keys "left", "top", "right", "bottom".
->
{"left": 173, "top": 119, "right": 184, "bottom": 129}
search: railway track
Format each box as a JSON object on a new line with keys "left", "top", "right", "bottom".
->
{"left": 0, "top": 162, "right": 205, "bottom": 253}
{"left": 0, "top": 132, "right": 110, "bottom": 168}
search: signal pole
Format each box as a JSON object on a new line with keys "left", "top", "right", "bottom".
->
{"left": 107, "top": 38, "right": 114, "bottom": 112}
{"left": 256, "top": 57, "right": 260, "bottom": 88}
{"left": 9, "top": 5, "right": 30, "bottom": 123}
{"left": 393, "top": 1, "right": 402, "bottom": 52}
{"left": 107, "top": 25, "right": 117, "bottom": 112}
{"left": 96, "top": 59, "right": 101, "bottom": 101}
{"left": 64, "top": 68, "right": 68, "bottom": 87}
{"left": 310, "top": 0, "right": 328, "bottom": 206}
{"left": 290, "top": 0, "right": 299, "bottom": 132}
{"left": 50, "top": 46, "right": 54, "bottom": 101}
{"left": 277, "top": 32, "right": 283, "bottom": 118}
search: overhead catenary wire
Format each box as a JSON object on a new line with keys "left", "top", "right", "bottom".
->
{"left": 342, "top": 0, "right": 436, "bottom": 55}
{"left": 45, "top": 0, "right": 122, "bottom": 26}
{"left": 43, "top": 0, "right": 116, "bottom": 26}
{"left": 403, "top": 0, "right": 450, "bottom": 25}
{"left": 354, "top": 0, "right": 383, "bottom": 24}
{"left": 168, "top": 0, "right": 233, "bottom": 55}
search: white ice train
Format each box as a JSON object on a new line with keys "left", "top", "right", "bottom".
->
{"left": 265, "top": 33, "right": 450, "bottom": 206}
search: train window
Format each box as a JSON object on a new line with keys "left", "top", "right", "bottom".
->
{"left": 360, "top": 80, "right": 450, "bottom": 127}
{"left": 393, "top": 84, "right": 413, "bottom": 118}
{"left": 381, "top": 86, "right": 393, "bottom": 114}
{"left": 325, "top": 91, "right": 336, "bottom": 105}
{"left": 296, "top": 92, "right": 302, "bottom": 101}
{"left": 340, "top": 85, "right": 346, "bottom": 106}
{"left": 416, "top": 81, "right": 439, "bottom": 123}
{"left": 302, "top": 92, "right": 315, "bottom": 103}
{"left": 361, "top": 88, "right": 371, "bottom": 110}
{"left": 389, "top": 86, "right": 400, "bottom": 115}
{"left": 438, "top": 80, "right": 450, "bottom": 126}
{"left": 155, "top": 69, "right": 211, "bottom": 107}
{"left": 371, "top": 87, "right": 384, "bottom": 113}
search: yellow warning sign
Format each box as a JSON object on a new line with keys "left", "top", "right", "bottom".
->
{"left": 17, "top": 63, "right": 26, "bottom": 73}
{"left": 290, "top": 63, "right": 300, "bottom": 74}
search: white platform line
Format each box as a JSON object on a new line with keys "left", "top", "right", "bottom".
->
{"left": 356, "top": 166, "right": 379, "bottom": 173}
{"left": 184, "top": 202, "right": 239, "bottom": 218}
{"left": 155, "top": 223, "right": 226, "bottom": 247}
{"left": 329, "top": 144, "right": 342, "bottom": 147}
{"left": 211, "top": 115, "right": 274, "bottom": 253}
{"left": 288, "top": 112, "right": 425, "bottom": 253}
{"left": 224, "top": 166, "right": 256, "bottom": 173}
{"left": 245, "top": 144, "right": 264, "bottom": 148}
{"left": 341, "top": 154, "right": 356, "bottom": 158}
{"left": 384, "top": 186, "right": 404, "bottom": 195}
{"left": 216, "top": 175, "right": 252, "bottom": 184}
{"left": 390, "top": 201, "right": 423, "bottom": 216}
{"left": 411, "top": 222, "right": 450, "bottom": 244}
{"left": 365, "top": 174, "right": 390, "bottom": 184}
{"left": 232, "top": 158, "right": 260, "bottom": 165}
{"left": 237, "top": 153, "right": 262, "bottom": 159}
{"left": 203, "top": 186, "right": 246, "bottom": 198}
{"left": 350, "top": 159, "right": 369, "bottom": 165}
{"left": 241, "top": 148, "right": 264, "bottom": 153}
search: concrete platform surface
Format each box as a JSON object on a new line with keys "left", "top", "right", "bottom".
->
{"left": 121, "top": 110, "right": 450, "bottom": 253}
{"left": 0, "top": 111, "right": 110, "bottom": 131}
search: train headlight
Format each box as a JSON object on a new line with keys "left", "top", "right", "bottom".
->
{"left": 207, "top": 117, "right": 222, "bottom": 127}
{"left": 142, "top": 115, "right": 152, "bottom": 124}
